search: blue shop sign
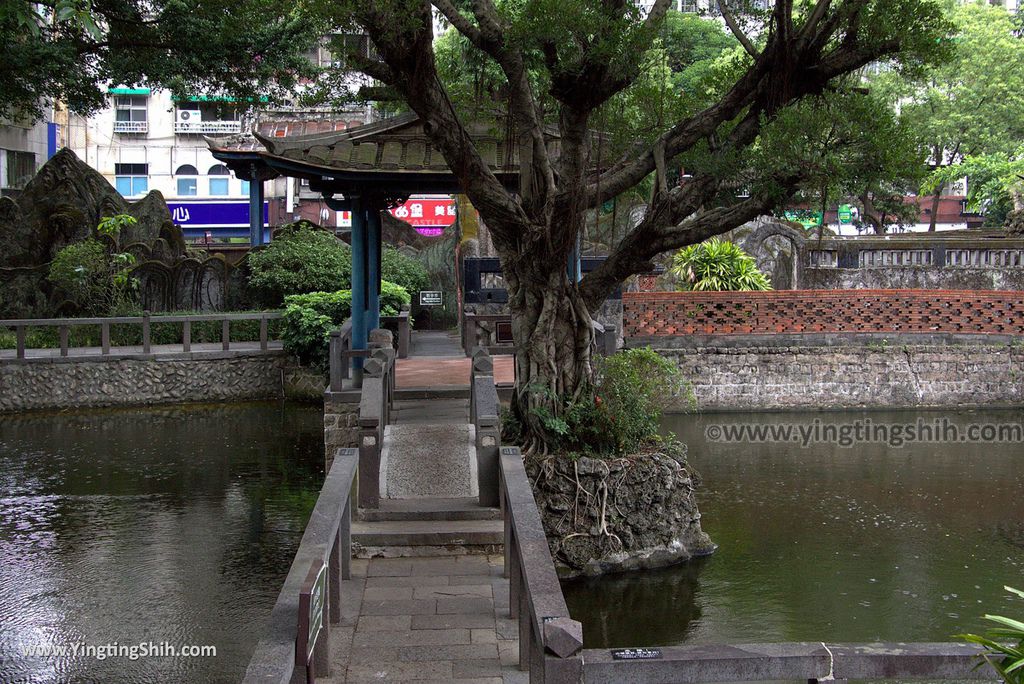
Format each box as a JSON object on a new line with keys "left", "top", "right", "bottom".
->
{"left": 166, "top": 201, "right": 269, "bottom": 228}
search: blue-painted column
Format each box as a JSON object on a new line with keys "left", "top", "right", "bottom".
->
{"left": 248, "top": 165, "right": 264, "bottom": 246}
{"left": 567, "top": 233, "right": 582, "bottom": 283}
{"left": 366, "top": 206, "right": 382, "bottom": 332}
{"left": 350, "top": 197, "right": 367, "bottom": 378}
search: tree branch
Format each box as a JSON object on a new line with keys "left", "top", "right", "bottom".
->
{"left": 718, "top": 0, "right": 760, "bottom": 58}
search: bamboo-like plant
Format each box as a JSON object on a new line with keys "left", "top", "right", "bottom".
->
{"left": 670, "top": 238, "right": 772, "bottom": 292}
{"left": 958, "top": 586, "right": 1024, "bottom": 684}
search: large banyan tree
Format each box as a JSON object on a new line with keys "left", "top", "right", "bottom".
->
{"left": 3, "top": 0, "right": 947, "bottom": 451}
{"left": 329, "top": 0, "right": 946, "bottom": 451}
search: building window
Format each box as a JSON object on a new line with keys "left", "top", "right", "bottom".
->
{"left": 113, "top": 96, "right": 148, "bottom": 133}
{"left": 679, "top": 0, "right": 699, "bottom": 12}
{"left": 114, "top": 163, "right": 148, "bottom": 196}
{"left": 175, "top": 164, "right": 198, "bottom": 196}
{"left": 208, "top": 164, "right": 229, "bottom": 196}
{"left": 3, "top": 150, "right": 36, "bottom": 190}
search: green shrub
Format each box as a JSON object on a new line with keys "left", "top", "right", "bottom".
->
{"left": 670, "top": 238, "right": 772, "bottom": 291}
{"left": 47, "top": 216, "right": 142, "bottom": 315}
{"left": 382, "top": 247, "right": 430, "bottom": 295}
{"left": 505, "top": 347, "right": 692, "bottom": 456}
{"left": 281, "top": 282, "right": 410, "bottom": 368}
{"left": 47, "top": 239, "right": 115, "bottom": 313}
{"left": 248, "top": 227, "right": 352, "bottom": 306}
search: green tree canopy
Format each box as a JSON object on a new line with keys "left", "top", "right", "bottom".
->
{"left": 872, "top": 1, "right": 1024, "bottom": 229}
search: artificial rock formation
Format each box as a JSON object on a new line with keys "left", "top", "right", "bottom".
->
{"left": 0, "top": 148, "right": 250, "bottom": 316}
{"left": 526, "top": 447, "right": 715, "bottom": 578}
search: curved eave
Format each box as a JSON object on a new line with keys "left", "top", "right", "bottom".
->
{"left": 260, "top": 152, "right": 520, "bottom": 195}
{"left": 208, "top": 148, "right": 281, "bottom": 182}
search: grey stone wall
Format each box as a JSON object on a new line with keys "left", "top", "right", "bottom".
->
{"left": 803, "top": 266, "right": 1024, "bottom": 291}
{"left": 637, "top": 336, "right": 1024, "bottom": 410}
{"left": 0, "top": 352, "right": 292, "bottom": 412}
{"left": 324, "top": 396, "right": 359, "bottom": 470}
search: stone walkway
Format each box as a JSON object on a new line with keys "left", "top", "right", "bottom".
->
{"left": 321, "top": 555, "right": 525, "bottom": 684}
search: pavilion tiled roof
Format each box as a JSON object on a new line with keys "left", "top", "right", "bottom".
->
{"left": 208, "top": 112, "right": 559, "bottom": 177}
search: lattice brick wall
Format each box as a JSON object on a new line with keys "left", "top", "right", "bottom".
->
{"left": 623, "top": 290, "right": 1024, "bottom": 337}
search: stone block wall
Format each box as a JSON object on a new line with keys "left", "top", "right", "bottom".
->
{"left": 625, "top": 290, "right": 1024, "bottom": 337}
{"left": 645, "top": 339, "right": 1024, "bottom": 410}
{"left": 323, "top": 396, "right": 359, "bottom": 470}
{"left": 0, "top": 352, "right": 291, "bottom": 412}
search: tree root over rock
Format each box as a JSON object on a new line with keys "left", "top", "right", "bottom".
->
{"left": 525, "top": 444, "right": 716, "bottom": 578}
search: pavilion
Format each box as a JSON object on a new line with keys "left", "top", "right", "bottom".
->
{"left": 208, "top": 113, "right": 563, "bottom": 374}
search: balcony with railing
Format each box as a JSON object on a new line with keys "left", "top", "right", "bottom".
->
{"left": 112, "top": 121, "right": 149, "bottom": 134}
{"left": 174, "top": 120, "right": 243, "bottom": 134}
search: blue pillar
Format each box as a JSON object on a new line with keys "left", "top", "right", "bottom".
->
{"left": 248, "top": 166, "right": 264, "bottom": 246}
{"left": 350, "top": 197, "right": 367, "bottom": 375}
{"left": 366, "top": 206, "right": 382, "bottom": 332}
{"left": 567, "top": 233, "right": 582, "bottom": 283}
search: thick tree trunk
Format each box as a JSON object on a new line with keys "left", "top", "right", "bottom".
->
{"left": 504, "top": 260, "right": 596, "bottom": 455}
{"left": 927, "top": 180, "right": 944, "bottom": 232}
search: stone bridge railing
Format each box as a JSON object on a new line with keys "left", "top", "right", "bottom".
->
{"left": 241, "top": 447, "right": 357, "bottom": 684}
{"left": 1, "top": 311, "right": 282, "bottom": 360}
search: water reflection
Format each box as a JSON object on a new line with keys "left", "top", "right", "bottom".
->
{"left": 563, "top": 408, "right": 1024, "bottom": 648}
{"left": 0, "top": 401, "right": 324, "bottom": 683}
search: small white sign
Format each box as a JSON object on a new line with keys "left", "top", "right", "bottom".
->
{"left": 419, "top": 291, "right": 443, "bottom": 307}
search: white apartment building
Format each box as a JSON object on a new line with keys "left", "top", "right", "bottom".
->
{"left": 0, "top": 112, "right": 58, "bottom": 197}
{"left": 64, "top": 85, "right": 374, "bottom": 240}
{"left": 66, "top": 89, "right": 252, "bottom": 204}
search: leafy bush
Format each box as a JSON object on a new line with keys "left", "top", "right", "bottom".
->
{"left": 281, "top": 282, "right": 410, "bottom": 368}
{"left": 248, "top": 227, "right": 352, "bottom": 306}
{"left": 47, "top": 238, "right": 138, "bottom": 315}
{"left": 959, "top": 586, "right": 1024, "bottom": 684}
{"left": 670, "top": 238, "right": 772, "bottom": 291}
{"left": 382, "top": 247, "right": 430, "bottom": 295}
{"left": 48, "top": 239, "right": 109, "bottom": 308}
{"left": 505, "top": 347, "right": 693, "bottom": 456}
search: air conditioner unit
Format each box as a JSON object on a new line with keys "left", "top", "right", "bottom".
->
{"left": 176, "top": 110, "right": 202, "bottom": 123}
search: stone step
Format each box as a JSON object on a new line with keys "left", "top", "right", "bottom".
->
{"left": 351, "top": 519, "right": 504, "bottom": 547}
{"left": 359, "top": 498, "right": 501, "bottom": 522}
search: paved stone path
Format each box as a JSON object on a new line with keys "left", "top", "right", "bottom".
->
{"left": 383, "top": 423, "right": 477, "bottom": 499}
{"left": 321, "top": 555, "right": 525, "bottom": 684}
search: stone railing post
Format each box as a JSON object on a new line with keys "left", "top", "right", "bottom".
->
{"left": 471, "top": 350, "right": 500, "bottom": 507}
{"left": 396, "top": 311, "right": 410, "bottom": 359}
{"left": 142, "top": 311, "right": 151, "bottom": 354}
{"left": 357, "top": 354, "right": 389, "bottom": 509}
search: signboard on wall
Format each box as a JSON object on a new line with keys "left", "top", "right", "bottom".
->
{"left": 332, "top": 195, "right": 456, "bottom": 236}
{"left": 390, "top": 195, "right": 455, "bottom": 236}
{"left": 167, "top": 200, "right": 269, "bottom": 228}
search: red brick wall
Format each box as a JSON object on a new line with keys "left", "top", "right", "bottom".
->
{"left": 624, "top": 290, "right": 1024, "bottom": 337}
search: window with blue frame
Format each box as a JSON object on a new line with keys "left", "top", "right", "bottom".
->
{"left": 208, "top": 164, "right": 229, "bottom": 196}
{"left": 175, "top": 164, "right": 198, "bottom": 196}
{"left": 114, "top": 163, "right": 148, "bottom": 196}
{"left": 239, "top": 179, "right": 250, "bottom": 196}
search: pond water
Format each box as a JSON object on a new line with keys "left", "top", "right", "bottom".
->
{"left": 563, "top": 408, "right": 1024, "bottom": 648}
{"left": 0, "top": 401, "right": 324, "bottom": 683}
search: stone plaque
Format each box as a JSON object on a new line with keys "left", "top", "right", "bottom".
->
{"left": 611, "top": 648, "right": 663, "bottom": 660}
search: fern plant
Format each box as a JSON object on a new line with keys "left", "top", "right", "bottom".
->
{"left": 670, "top": 238, "right": 772, "bottom": 291}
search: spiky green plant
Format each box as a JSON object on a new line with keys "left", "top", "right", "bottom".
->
{"left": 958, "top": 586, "right": 1024, "bottom": 684}
{"left": 670, "top": 238, "right": 772, "bottom": 292}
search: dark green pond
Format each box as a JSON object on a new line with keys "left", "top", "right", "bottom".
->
{"left": 564, "top": 408, "right": 1024, "bottom": 648}
{"left": 0, "top": 401, "right": 324, "bottom": 684}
